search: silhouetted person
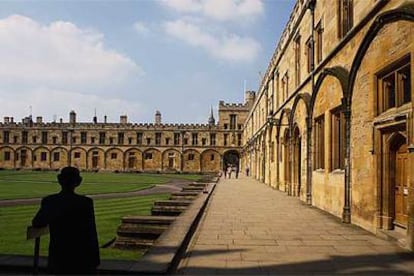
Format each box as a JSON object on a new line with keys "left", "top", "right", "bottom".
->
{"left": 246, "top": 166, "right": 250, "bottom": 176}
{"left": 32, "top": 167, "right": 100, "bottom": 275}
{"left": 223, "top": 165, "right": 227, "bottom": 178}
{"left": 235, "top": 167, "right": 239, "bottom": 179}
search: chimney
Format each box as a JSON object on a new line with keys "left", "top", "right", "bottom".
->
{"left": 69, "top": 110, "right": 76, "bottom": 124}
{"left": 120, "top": 115, "right": 127, "bottom": 124}
{"left": 10, "top": 117, "right": 14, "bottom": 123}
{"left": 155, "top": 110, "right": 161, "bottom": 124}
{"left": 59, "top": 118, "right": 63, "bottom": 123}
{"left": 4, "top": 117, "right": 9, "bottom": 124}
{"left": 93, "top": 116, "right": 97, "bottom": 124}
{"left": 104, "top": 115, "right": 107, "bottom": 124}
{"left": 36, "top": 116, "right": 43, "bottom": 124}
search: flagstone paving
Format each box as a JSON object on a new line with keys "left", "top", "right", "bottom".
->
{"left": 177, "top": 175, "right": 414, "bottom": 275}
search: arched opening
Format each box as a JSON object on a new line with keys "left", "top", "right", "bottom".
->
{"left": 292, "top": 127, "right": 301, "bottom": 197}
{"left": 223, "top": 150, "right": 240, "bottom": 171}
{"left": 283, "top": 129, "right": 291, "bottom": 194}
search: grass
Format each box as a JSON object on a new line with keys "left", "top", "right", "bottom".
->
{"left": 0, "top": 170, "right": 203, "bottom": 200}
{"left": 0, "top": 194, "right": 170, "bottom": 260}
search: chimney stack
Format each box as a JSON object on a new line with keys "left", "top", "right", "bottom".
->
{"left": 36, "top": 116, "right": 43, "bottom": 124}
{"left": 4, "top": 117, "right": 9, "bottom": 124}
{"left": 69, "top": 110, "right": 76, "bottom": 124}
{"left": 120, "top": 115, "right": 127, "bottom": 124}
{"left": 155, "top": 110, "right": 161, "bottom": 124}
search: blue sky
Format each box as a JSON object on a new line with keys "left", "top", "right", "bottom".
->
{"left": 0, "top": 0, "right": 295, "bottom": 124}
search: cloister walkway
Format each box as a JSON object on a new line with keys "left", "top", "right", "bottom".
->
{"left": 177, "top": 175, "right": 414, "bottom": 275}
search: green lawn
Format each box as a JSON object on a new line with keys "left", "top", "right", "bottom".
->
{"left": 0, "top": 194, "right": 170, "bottom": 260}
{"left": 0, "top": 170, "right": 203, "bottom": 200}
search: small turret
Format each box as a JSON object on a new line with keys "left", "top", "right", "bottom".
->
{"left": 208, "top": 106, "right": 215, "bottom": 125}
{"left": 245, "top": 91, "right": 256, "bottom": 108}
{"left": 120, "top": 115, "right": 128, "bottom": 124}
{"left": 69, "top": 110, "right": 76, "bottom": 124}
{"left": 155, "top": 110, "right": 161, "bottom": 124}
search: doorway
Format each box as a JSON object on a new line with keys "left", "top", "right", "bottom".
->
{"left": 391, "top": 138, "right": 408, "bottom": 228}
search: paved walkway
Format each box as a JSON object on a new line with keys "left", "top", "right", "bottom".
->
{"left": 177, "top": 175, "right": 414, "bottom": 275}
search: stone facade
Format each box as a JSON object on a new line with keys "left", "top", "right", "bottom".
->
{"left": 242, "top": 0, "right": 414, "bottom": 250}
{"left": 0, "top": 93, "right": 255, "bottom": 173}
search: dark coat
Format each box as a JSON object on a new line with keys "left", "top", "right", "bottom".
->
{"left": 32, "top": 192, "right": 100, "bottom": 274}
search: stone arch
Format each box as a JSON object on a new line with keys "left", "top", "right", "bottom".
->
{"left": 347, "top": 4, "right": 414, "bottom": 106}
{"left": 87, "top": 147, "right": 104, "bottom": 170}
{"left": 124, "top": 148, "right": 143, "bottom": 171}
{"left": 162, "top": 148, "right": 181, "bottom": 172}
{"left": 278, "top": 108, "right": 292, "bottom": 128}
{"left": 143, "top": 148, "right": 162, "bottom": 171}
{"left": 33, "top": 146, "right": 50, "bottom": 169}
{"left": 50, "top": 147, "right": 68, "bottom": 170}
{"left": 289, "top": 93, "right": 311, "bottom": 126}
{"left": 311, "top": 67, "right": 349, "bottom": 116}
{"left": 71, "top": 147, "right": 87, "bottom": 169}
{"left": 201, "top": 149, "right": 221, "bottom": 172}
{"left": 182, "top": 149, "right": 201, "bottom": 172}
{"left": 0, "top": 146, "right": 15, "bottom": 169}
{"left": 292, "top": 124, "right": 302, "bottom": 197}
{"left": 105, "top": 147, "right": 124, "bottom": 171}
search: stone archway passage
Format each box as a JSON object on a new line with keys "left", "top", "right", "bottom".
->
{"left": 223, "top": 150, "right": 240, "bottom": 170}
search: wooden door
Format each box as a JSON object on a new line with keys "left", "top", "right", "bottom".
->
{"left": 395, "top": 143, "right": 408, "bottom": 227}
{"left": 128, "top": 157, "right": 136, "bottom": 169}
{"left": 92, "top": 156, "right": 98, "bottom": 169}
{"left": 168, "top": 157, "right": 174, "bottom": 169}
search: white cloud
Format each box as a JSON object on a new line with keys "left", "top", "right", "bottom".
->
{"left": 160, "top": 0, "right": 264, "bottom": 22}
{"left": 133, "top": 21, "right": 150, "bottom": 35}
{"left": 0, "top": 15, "right": 145, "bottom": 121}
{"left": 164, "top": 19, "right": 260, "bottom": 62}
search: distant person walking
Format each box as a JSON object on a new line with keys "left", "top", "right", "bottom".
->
{"left": 235, "top": 167, "right": 239, "bottom": 179}
{"left": 245, "top": 166, "right": 250, "bottom": 177}
{"left": 32, "top": 167, "right": 100, "bottom": 275}
{"left": 223, "top": 165, "right": 227, "bottom": 178}
{"left": 227, "top": 165, "right": 232, "bottom": 179}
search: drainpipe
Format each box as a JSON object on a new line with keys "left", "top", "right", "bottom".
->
{"left": 307, "top": 0, "right": 316, "bottom": 205}
{"left": 343, "top": 98, "right": 351, "bottom": 223}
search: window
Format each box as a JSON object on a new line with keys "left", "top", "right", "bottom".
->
{"left": 91, "top": 137, "right": 96, "bottom": 144}
{"left": 275, "top": 71, "right": 280, "bottom": 109}
{"left": 146, "top": 137, "right": 151, "bottom": 145}
{"left": 237, "top": 134, "right": 242, "bottom": 146}
{"left": 230, "top": 115, "right": 237, "bottom": 130}
{"left": 144, "top": 152, "right": 152, "bottom": 160}
{"left": 202, "top": 138, "right": 206, "bottom": 146}
{"left": 13, "top": 136, "right": 18, "bottom": 144}
{"left": 40, "top": 152, "right": 47, "bottom": 161}
{"left": 4, "top": 151, "right": 10, "bottom": 161}
{"left": 128, "top": 137, "right": 132, "bottom": 144}
{"left": 377, "top": 58, "right": 411, "bottom": 113}
{"left": 192, "top": 133, "right": 198, "bottom": 145}
{"left": 109, "top": 137, "right": 113, "bottom": 144}
{"left": 42, "top": 132, "right": 48, "bottom": 144}
{"left": 52, "top": 136, "right": 57, "bottom": 144}
{"left": 33, "top": 136, "right": 37, "bottom": 144}
{"left": 155, "top": 133, "right": 161, "bottom": 145}
{"left": 81, "top": 132, "right": 87, "bottom": 144}
{"left": 188, "top": 153, "right": 194, "bottom": 161}
{"left": 137, "top": 132, "right": 143, "bottom": 145}
{"left": 315, "top": 21, "right": 323, "bottom": 64}
{"left": 294, "top": 34, "right": 301, "bottom": 86}
{"left": 338, "top": 0, "right": 353, "bottom": 39}
{"left": 184, "top": 138, "right": 188, "bottom": 145}
{"left": 331, "top": 108, "right": 345, "bottom": 170}
{"left": 111, "top": 153, "right": 117, "bottom": 159}
{"left": 210, "top": 154, "right": 215, "bottom": 161}
{"left": 210, "top": 133, "right": 216, "bottom": 146}
{"left": 53, "top": 152, "right": 60, "bottom": 162}
{"left": 174, "top": 133, "right": 180, "bottom": 145}
{"left": 165, "top": 138, "right": 170, "bottom": 145}
{"left": 22, "top": 131, "right": 28, "bottom": 144}
{"left": 99, "top": 132, "right": 106, "bottom": 144}
{"left": 118, "top": 132, "right": 124, "bottom": 145}
{"left": 74, "top": 152, "right": 81, "bottom": 159}
{"left": 306, "top": 37, "right": 313, "bottom": 73}
{"left": 314, "top": 115, "right": 325, "bottom": 170}
{"left": 224, "top": 124, "right": 228, "bottom": 130}
{"left": 224, "top": 134, "right": 228, "bottom": 146}
{"left": 282, "top": 73, "right": 289, "bottom": 102}
{"left": 271, "top": 142, "right": 275, "bottom": 162}
{"left": 3, "top": 131, "right": 9, "bottom": 144}
{"left": 238, "top": 124, "right": 243, "bottom": 130}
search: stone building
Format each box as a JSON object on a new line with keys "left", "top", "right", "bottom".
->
{"left": 0, "top": 93, "right": 254, "bottom": 173}
{"left": 242, "top": 0, "right": 413, "bottom": 250}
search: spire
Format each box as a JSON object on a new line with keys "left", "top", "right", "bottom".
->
{"left": 208, "top": 106, "right": 215, "bottom": 125}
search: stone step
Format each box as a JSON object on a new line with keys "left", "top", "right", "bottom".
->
{"left": 112, "top": 237, "right": 154, "bottom": 250}
{"left": 117, "top": 224, "right": 168, "bottom": 237}
{"left": 171, "top": 191, "right": 200, "bottom": 196}
{"left": 169, "top": 195, "right": 198, "bottom": 200}
{"left": 188, "top": 182, "right": 209, "bottom": 188}
{"left": 151, "top": 205, "right": 187, "bottom": 216}
{"left": 153, "top": 200, "right": 193, "bottom": 207}
{"left": 121, "top": 215, "right": 176, "bottom": 225}
{"left": 181, "top": 187, "right": 204, "bottom": 192}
